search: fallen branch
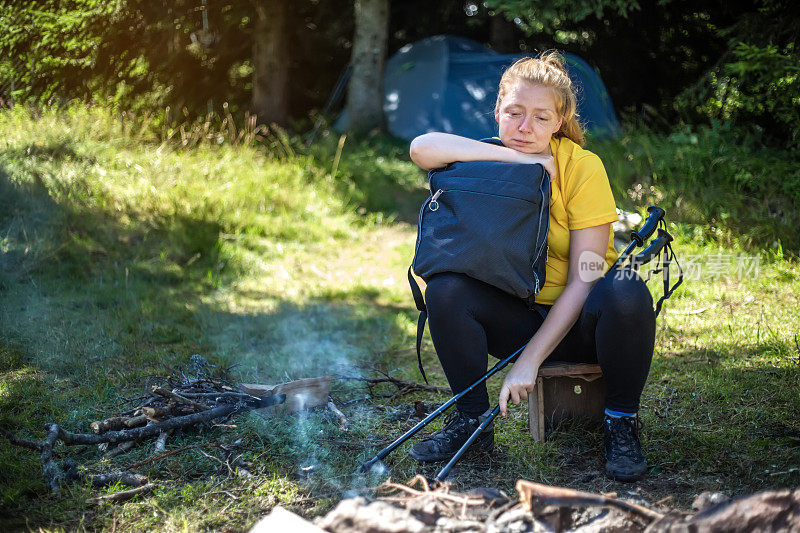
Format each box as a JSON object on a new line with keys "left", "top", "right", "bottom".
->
{"left": 41, "top": 424, "right": 64, "bottom": 492}
{"left": 327, "top": 398, "right": 349, "bottom": 429}
{"left": 83, "top": 470, "right": 149, "bottom": 488}
{"left": 154, "top": 430, "right": 170, "bottom": 453}
{"left": 90, "top": 417, "right": 129, "bottom": 434}
{"left": 379, "top": 477, "right": 484, "bottom": 507}
{"left": 142, "top": 406, "right": 172, "bottom": 422}
{"left": 516, "top": 480, "right": 664, "bottom": 522}
{"left": 58, "top": 403, "right": 240, "bottom": 446}
{"left": 1, "top": 371, "right": 322, "bottom": 494}
{"left": 176, "top": 391, "right": 256, "bottom": 400}
{"left": 103, "top": 440, "right": 136, "bottom": 459}
{"left": 2, "top": 403, "right": 242, "bottom": 492}
{"left": 0, "top": 426, "right": 43, "bottom": 451}
{"left": 90, "top": 414, "right": 149, "bottom": 434}
{"left": 151, "top": 386, "right": 210, "bottom": 411}
{"left": 124, "top": 414, "right": 148, "bottom": 428}
{"left": 86, "top": 483, "right": 154, "bottom": 505}
{"left": 338, "top": 372, "right": 449, "bottom": 396}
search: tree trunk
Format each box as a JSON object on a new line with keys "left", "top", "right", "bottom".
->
{"left": 490, "top": 14, "right": 518, "bottom": 53}
{"left": 251, "top": 0, "right": 289, "bottom": 126}
{"left": 346, "top": 0, "right": 389, "bottom": 135}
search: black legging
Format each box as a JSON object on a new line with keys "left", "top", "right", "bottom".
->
{"left": 424, "top": 269, "right": 656, "bottom": 416}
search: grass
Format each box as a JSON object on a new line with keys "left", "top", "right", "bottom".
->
{"left": 0, "top": 104, "right": 799, "bottom": 531}
{"left": 590, "top": 123, "right": 800, "bottom": 255}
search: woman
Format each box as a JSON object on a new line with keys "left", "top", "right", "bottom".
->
{"left": 407, "top": 51, "right": 656, "bottom": 482}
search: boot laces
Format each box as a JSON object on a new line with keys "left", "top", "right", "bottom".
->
{"left": 421, "top": 411, "right": 476, "bottom": 446}
{"left": 606, "top": 416, "right": 643, "bottom": 460}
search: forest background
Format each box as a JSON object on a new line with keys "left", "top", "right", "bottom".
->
{"left": 2, "top": 0, "right": 798, "bottom": 149}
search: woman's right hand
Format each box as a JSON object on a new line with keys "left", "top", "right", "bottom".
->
{"left": 513, "top": 152, "right": 557, "bottom": 181}
{"left": 498, "top": 353, "right": 541, "bottom": 417}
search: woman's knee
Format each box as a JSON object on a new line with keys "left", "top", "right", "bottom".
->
{"left": 424, "top": 272, "right": 475, "bottom": 312}
{"left": 587, "top": 269, "right": 654, "bottom": 321}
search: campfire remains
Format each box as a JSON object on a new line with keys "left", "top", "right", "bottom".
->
{"left": 255, "top": 477, "right": 800, "bottom": 533}
{"left": 0, "top": 356, "right": 450, "bottom": 502}
{"left": 0, "top": 364, "right": 334, "bottom": 499}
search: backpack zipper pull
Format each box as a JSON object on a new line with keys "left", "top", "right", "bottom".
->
{"left": 429, "top": 189, "right": 443, "bottom": 211}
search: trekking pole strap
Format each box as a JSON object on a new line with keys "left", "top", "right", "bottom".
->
{"left": 634, "top": 221, "right": 683, "bottom": 316}
{"left": 654, "top": 239, "right": 683, "bottom": 316}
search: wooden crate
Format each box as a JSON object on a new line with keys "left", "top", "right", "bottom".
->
{"left": 528, "top": 363, "right": 605, "bottom": 442}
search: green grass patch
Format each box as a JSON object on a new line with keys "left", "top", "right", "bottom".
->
{"left": 1, "top": 105, "right": 798, "bottom": 530}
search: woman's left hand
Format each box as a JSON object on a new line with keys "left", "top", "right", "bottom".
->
{"left": 499, "top": 355, "right": 540, "bottom": 417}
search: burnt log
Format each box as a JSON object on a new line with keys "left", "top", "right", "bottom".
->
{"left": 645, "top": 488, "right": 800, "bottom": 532}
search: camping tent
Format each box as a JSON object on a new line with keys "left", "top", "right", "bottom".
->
{"left": 340, "top": 35, "right": 621, "bottom": 141}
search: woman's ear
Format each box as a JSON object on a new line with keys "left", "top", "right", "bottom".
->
{"left": 555, "top": 116, "right": 563, "bottom": 132}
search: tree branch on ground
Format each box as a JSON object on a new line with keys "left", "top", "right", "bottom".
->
{"left": 337, "top": 367, "right": 450, "bottom": 398}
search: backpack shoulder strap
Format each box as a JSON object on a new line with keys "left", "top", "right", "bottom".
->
{"left": 407, "top": 266, "right": 429, "bottom": 384}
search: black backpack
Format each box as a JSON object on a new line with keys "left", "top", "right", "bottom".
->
{"left": 408, "top": 138, "right": 551, "bottom": 382}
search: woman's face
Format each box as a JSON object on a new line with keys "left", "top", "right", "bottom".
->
{"left": 494, "top": 81, "right": 563, "bottom": 154}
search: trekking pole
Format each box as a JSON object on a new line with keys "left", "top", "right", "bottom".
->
{"left": 434, "top": 405, "right": 501, "bottom": 482}
{"left": 359, "top": 344, "right": 526, "bottom": 472}
{"left": 629, "top": 228, "right": 673, "bottom": 269}
{"left": 612, "top": 206, "right": 664, "bottom": 270}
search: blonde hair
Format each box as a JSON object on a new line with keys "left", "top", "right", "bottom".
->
{"left": 496, "top": 51, "right": 585, "bottom": 146}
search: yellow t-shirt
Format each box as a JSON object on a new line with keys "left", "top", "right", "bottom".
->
{"left": 537, "top": 136, "right": 619, "bottom": 305}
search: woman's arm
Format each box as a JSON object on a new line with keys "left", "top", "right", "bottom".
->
{"left": 498, "top": 224, "right": 610, "bottom": 416}
{"left": 409, "top": 132, "right": 556, "bottom": 177}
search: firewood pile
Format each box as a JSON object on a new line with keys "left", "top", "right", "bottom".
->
{"left": 0, "top": 355, "right": 455, "bottom": 502}
{"left": 0, "top": 359, "right": 313, "bottom": 499}
{"left": 255, "top": 477, "right": 800, "bottom": 533}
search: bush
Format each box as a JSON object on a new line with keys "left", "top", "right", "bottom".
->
{"left": 589, "top": 123, "right": 800, "bottom": 255}
{"left": 674, "top": 1, "right": 799, "bottom": 149}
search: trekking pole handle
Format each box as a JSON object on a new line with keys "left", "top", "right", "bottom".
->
{"left": 631, "top": 229, "right": 673, "bottom": 267}
{"left": 630, "top": 206, "right": 665, "bottom": 247}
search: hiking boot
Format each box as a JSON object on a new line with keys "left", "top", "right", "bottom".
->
{"left": 409, "top": 410, "right": 494, "bottom": 463}
{"left": 603, "top": 414, "right": 647, "bottom": 482}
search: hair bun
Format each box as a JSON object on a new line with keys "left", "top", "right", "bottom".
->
{"left": 495, "top": 50, "right": 585, "bottom": 146}
{"left": 538, "top": 50, "right": 568, "bottom": 74}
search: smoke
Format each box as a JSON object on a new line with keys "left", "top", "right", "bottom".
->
{"left": 206, "top": 303, "right": 367, "bottom": 382}
{"left": 204, "top": 302, "right": 399, "bottom": 493}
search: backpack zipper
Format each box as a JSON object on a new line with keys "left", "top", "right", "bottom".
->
{"left": 413, "top": 190, "right": 433, "bottom": 266}
{"left": 429, "top": 189, "right": 443, "bottom": 211}
{"left": 530, "top": 178, "right": 550, "bottom": 294}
